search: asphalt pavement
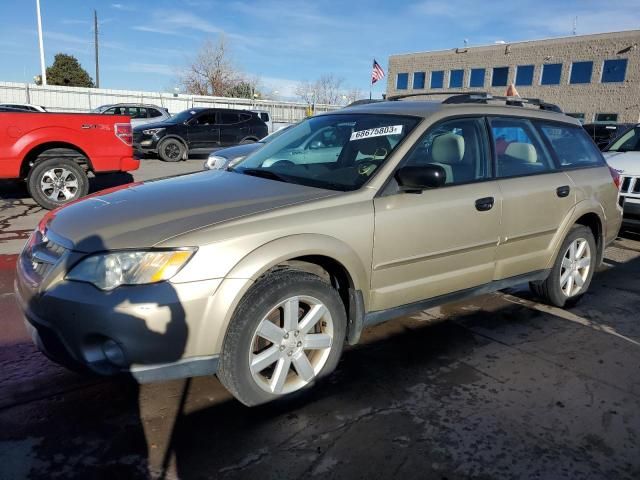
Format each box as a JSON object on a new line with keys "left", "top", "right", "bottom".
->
{"left": 1, "top": 159, "right": 639, "bottom": 480}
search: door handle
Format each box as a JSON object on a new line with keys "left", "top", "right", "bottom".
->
{"left": 556, "top": 185, "right": 571, "bottom": 198}
{"left": 475, "top": 197, "right": 494, "bottom": 211}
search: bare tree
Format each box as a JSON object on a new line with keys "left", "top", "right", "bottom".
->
{"left": 295, "top": 74, "right": 345, "bottom": 105}
{"left": 179, "top": 36, "right": 242, "bottom": 97}
{"left": 344, "top": 87, "right": 364, "bottom": 104}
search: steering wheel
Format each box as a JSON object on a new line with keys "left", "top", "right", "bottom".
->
{"left": 270, "top": 160, "right": 296, "bottom": 168}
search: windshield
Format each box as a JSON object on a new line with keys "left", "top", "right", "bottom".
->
{"left": 261, "top": 124, "right": 295, "bottom": 143}
{"left": 608, "top": 126, "right": 640, "bottom": 152}
{"left": 170, "top": 109, "right": 200, "bottom": 124}
{"left": 233, "top": 113, "right": 419, "bottom": 191}
{"left": 92, "top": 105, "right": 110, "bottom": 113}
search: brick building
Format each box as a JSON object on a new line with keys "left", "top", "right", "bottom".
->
{"left": 387, "top": 30, "right": 640, "bottom": 123}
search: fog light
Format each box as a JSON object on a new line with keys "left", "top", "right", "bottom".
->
{"left": 102, "top": 339, "right": 127, "bottom": 367}
{"left": 140, "top": 139, "right": 152, "bottom": 146}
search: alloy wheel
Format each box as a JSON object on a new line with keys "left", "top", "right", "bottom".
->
{"left": 40, "top": 167, "right": 79, "bottom": 202}
{"left": 559, "top": 238, "right": 591, "bottom": 297}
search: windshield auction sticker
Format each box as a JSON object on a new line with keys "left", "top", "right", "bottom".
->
{"left": 350, "top": 125, "right": 403, "bottom": 141}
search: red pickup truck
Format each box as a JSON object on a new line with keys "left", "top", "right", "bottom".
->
{"left": 0, "top": 111, "right": 139, "bottom": 209}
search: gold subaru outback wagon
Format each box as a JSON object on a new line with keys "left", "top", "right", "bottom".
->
{"left": 16, "top": 95, "right": 622, "bottom": 406}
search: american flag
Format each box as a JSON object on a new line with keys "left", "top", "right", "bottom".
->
{"left": 371, "top": 59, "right": 385, "bottom": 84}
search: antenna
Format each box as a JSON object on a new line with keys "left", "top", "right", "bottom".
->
{"left": 572, "top": 16, "right": 578, "bottom": 36}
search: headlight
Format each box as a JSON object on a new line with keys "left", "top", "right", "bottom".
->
{"left": 142, "top": 128, "right": 165, "bottom": 136}
{"left": 205, "top": 155, "right": 229, "bottom": 170}
{"left": 66, "top": 249, "right": 195, "bottom": 291}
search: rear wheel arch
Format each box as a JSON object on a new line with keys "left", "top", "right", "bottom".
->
{"left": 574, "top": 212, "right": 604, "bottom": 263}
{"left": 20, "top": 142, "right": 92, "bottom": 178}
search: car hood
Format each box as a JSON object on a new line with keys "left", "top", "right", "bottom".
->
{"left": 133, "top": 120, "right": 175, "bottom": 132}
{"left": 211, "top": 142, "right": 264, "bottom": 160}
{"left": 603, "top": 151, "right": 640, "bottom": 175}
{"left": 44, "top": 171, "right": 339, "bottom": 252}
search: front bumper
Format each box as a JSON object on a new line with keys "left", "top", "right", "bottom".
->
{"left": 622, "top": 198, "right": 640, "bottom": 227}
{"left": 15, "top": 250, "right": 222, "bottom": 382}
{"left": 133, "top": 132, "right": 161, "bottom": 156}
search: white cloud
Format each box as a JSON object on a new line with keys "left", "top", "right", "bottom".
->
{"left": 111, "top": 3, "right": 136, "bottom": 11}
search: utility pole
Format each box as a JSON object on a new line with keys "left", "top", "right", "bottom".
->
{"left": 94, "top": 9, "right": 99, "bottom": 88}
{"left": 36, "top": 0, "right": 47, "bottom": 85}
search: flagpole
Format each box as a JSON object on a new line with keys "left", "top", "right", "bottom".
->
{"left": 369, "top": 58, "right": 373, "bottom": 100}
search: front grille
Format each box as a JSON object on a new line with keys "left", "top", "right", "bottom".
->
{"left": 620, "top": 176, "right": 640, "bottom": 195}
{"left": 21, "top": 230, "right": 68, "bottom": 284}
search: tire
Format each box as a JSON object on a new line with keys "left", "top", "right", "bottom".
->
{"left": 530, "top": 225, "right": 597, "bottom": 308}
{"left": 218, "top": 270, "right": 347, "bottom": 406}
{"left": 27, "top": 158, "right": 89, "bottom": 210}
{"left": 158, "top": 138, "right": 186, "bottom": 162}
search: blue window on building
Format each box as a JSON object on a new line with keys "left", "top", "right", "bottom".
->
{"left": 541, "top": 63, "right": 562, "bottom": 85}
{"left": 431, "top": 70, "right": 444, "bottom": 89}
{"left": 492, "top": 67, "right": 509, "bottom": 87}
{"left": 570, "top": 61, "right": 593, "bottom": 84}
{"left": 396, "top": 73, "right": 408, "bottom": 90}
{"left": 449, "top": 69, "right": 464, "bottom": 88}
{"left": 413, "top": 72, "right": 425, "bottom": 89}
{"left": 469, "top": 68, "right": 485, "bottom": 87}
{"left": 601, "top": 59, "right": 628, "bottom": 83}
{"left": 515, "top": 65, "right": 534, "bottom": 86}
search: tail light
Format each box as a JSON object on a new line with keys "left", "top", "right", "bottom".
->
{"left": 115, "top": 123, "right": 132, "bottom": 146}
{"left": 608, "top": 166, "right": 621, "bottom": 189}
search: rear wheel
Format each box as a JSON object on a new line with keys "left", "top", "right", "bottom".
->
{"left": 218, "top": 270, "right": 347, "bottom": 406}
{"left": 158, "top": 138, "right": 186, "bottom": 162}
{"left": 530, "top": 225, "right": 596, "bottom": 307}
{"left": 27, "top": 158, "right": 89, "bottom": 210}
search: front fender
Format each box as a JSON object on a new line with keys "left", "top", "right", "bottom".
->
{"left": 191, "top": 234, "right": 370, "bottom": 355}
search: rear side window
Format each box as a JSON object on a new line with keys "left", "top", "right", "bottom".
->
{"left": 259, "top": 112, "right": 269, "bottom": 122}
{"left": 490, "top": 117, "right": 554, "bottom": 178}
{"left": 538, "top": 122, "right": 605, "bottom": 168}
{"left": 219, "top": 112, "right": 240, "bottom": 124}
{"left": 149, "top": 108, "right": 163, "bottom": 118}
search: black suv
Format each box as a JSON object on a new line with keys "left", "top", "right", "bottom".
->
{"left": 583, "top": 123, "right": 633, "bottom": 150}
{"left": 133, "top": 107, "right": 268, "bottom": 161}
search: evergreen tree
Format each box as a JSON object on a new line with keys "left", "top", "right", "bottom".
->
{"left": 46, "top": 53, "right": 95, "bottom": 88}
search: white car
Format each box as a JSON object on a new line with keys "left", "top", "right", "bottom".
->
{"left": 92, "top": 103, "right": 171, "bottom": 127}
{"left": 603, "top": 124, "right": 640, "bottom": 228}
{"left": 0, "top": 103, "right": 47, "bottom": 112}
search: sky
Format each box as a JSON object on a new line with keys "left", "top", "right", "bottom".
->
{"left": 0, "top": 0, "right": 638, "bottom": 100}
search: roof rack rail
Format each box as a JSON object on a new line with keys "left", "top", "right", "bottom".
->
{"left": 387, "top": 91, "right": 563, "bottom": 113}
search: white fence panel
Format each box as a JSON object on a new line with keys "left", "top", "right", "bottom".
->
{"left": 0, "top": 81, "right": 339, "bottom": 124}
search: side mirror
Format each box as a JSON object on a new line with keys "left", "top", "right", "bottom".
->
{"left": 395, "top": 164, "right": 446, "bottom": 192}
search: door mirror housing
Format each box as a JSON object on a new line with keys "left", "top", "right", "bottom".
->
{"left": 395, "top": 164, "right": 447, "bottom": 192}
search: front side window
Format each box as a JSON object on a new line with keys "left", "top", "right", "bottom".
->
{"left": 490, "top": 117, "right": 554, "bottom": 178}
{"left": 234, "top": 114, "right": 419, "bottom": 191}
{"left": 194, "top": 113, "right": 216, "bottom": 125}
{"left": 396, "top": 73, "right": 408, "bottom": 90}
{"left": 608, "top": 127, "right": 640, "bottom": 152}
{"left": 570, "top": 61, "right": 593, "bottom": 84}
{"left": 413, "top": 72, "right": 426, "bottom": 90}
{"left": 541, "top": 63, "right": 562, "bottom": 85}
{"left": 601, "top": 59, "right": 628, "bottom": 83}
{"left": 470, "top": 68, "right": 485, "bottom": 87}
{"left": 515, "top": 65, "right": 534, "bottom": 86}
{"left": 431, "top": 71, "right": 444, "bottom": 89}
{"left": 449, "top": 69, "right": 464, "bottom": 88}
{"left": 403, "top": 117, "right": 490, "bottom": 185}
{"left": 538, "top": 122, "right": 605, "bottom": 168}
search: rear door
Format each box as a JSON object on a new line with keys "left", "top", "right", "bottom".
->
{"left": 371, "top": 117, "right": 501, "bottom": 311}
{"left": 187, "top": 111, "right": 219, "bottom": 150}
{"left": 490, "top": 116, "right": 576, "bottom": 280}
{"left": 218, "top": 111, "right": 244, "bottom": 146}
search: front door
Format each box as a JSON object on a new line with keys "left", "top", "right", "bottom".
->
{"left": 187, "top": 111, "right": 220, "bottom": 151}
{"left": 488, "top": 116, "right": 577, "bottom": 280}
{"left": 371, "top": 117, "right": 501, "bottom": 312}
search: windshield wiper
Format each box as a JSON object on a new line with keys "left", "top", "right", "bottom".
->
{"left": 240, "top": 168, "right": 287, "bottom": 182}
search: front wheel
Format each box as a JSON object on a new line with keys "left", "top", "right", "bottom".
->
{"left": 158, "top": 138, "right": 186, "bottom": 162}
{"left": 530, "top": 225, "right": 596, "bottom": 307}
{"left": 27, "top": 158, "right": 89, "bottom": 210}
{"left": 217, "top": 270, "right": 347, "bottom": 406}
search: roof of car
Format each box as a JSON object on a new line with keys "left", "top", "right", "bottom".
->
{"left": 333, "top": 98, "right": 581, "bottom": 125}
